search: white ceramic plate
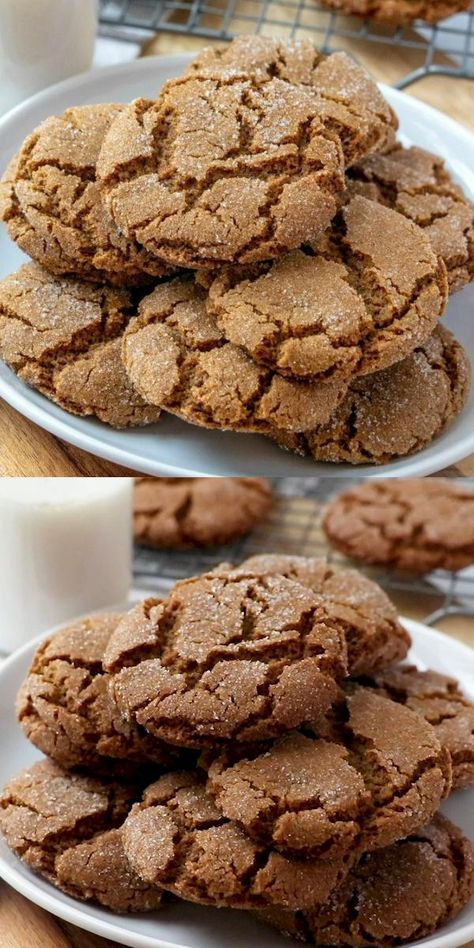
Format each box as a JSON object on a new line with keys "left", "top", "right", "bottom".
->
{"left": 0, "top": 56, "right": 473, "bottom": 476}
{"left": 0, "top": 616, "right": 473, "bottom": 948}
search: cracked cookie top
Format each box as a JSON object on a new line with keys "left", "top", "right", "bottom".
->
{"left": 256, "top": 815, "right": 474, "bottom": 946}
{"left": 318, "top": 0, "right": 473, "bottom": 23}
{"left": 207, "top": 196, "right": 447, "bottom": 382}
{"left": 134, "top": 476, "right": 273, "bottom": 549}
{"left": 120, "top": 276, "right": 348, "bottom": 434}
{"left": 0, "top": 105, "right": 174, "bottom": 286}
{"left": 203, "top": 687, "right": 451, "bottom": 858}
{"left": 271, "top": 325, "right": 471, "bottom": 464}
{"left": 0, "top": 262, "right": 160, "bottom": 428}
{"left": 17, "top": 612, "right": 182, "bottom": 777}
{"left": 122, "top": 770, "right": 352, "bottom": 911}
{"left": 323, "top": 477, "right": 474, "bottom": 573}
{"left": 103, "top": 570, "right": 350, "bottom": 747}
{"left": 348, "top": 145, "right": 474, "bottom": 293}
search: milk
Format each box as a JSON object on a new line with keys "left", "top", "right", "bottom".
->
{"left": 0, "top": 478, "right": 133, "bottom": 653}
{"left": 0, "top": 0, "right": 97, "bottom": 115}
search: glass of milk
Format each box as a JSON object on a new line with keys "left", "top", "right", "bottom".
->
{"left": 0, "top": 0, "right": 97, "bottom": 116}
{"left": 0, "top": 478, "right": 133, "bottom": 654}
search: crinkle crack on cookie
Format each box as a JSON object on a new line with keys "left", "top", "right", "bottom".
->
{"left": 318, "top": 0, "right": 474, "bottom": 24}
{"left": 270, "top": 326, "right": 471, "bottom": 464}
{"left": 122, "top": 770, "right": 352, "bottom": 910}
{"left": 203, "top": 687, "right": 452, "bottom": 857}
{"left": 103, "top": 572, "right": 350, "bottom": 747}
{"left": 0, "top": 105, "right": 174, "bottom": 286}
{"left": 121, "top": 276, "right": 348, "bottom": 434}
{"left": 207, "top": 196, "right": 448, "bottom": 382}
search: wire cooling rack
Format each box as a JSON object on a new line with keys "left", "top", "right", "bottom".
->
{"left": 98, "top": 0, "right": 474, "bottom": 88}
{"left": 133, "top": 477, "right": 474, "bottom": 628}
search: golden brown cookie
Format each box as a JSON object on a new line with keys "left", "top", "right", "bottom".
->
{"left": 256, "top": 815, "right": 474, "bottom": 945}
{"left": 348, "top": 145, "right": 474, "bottom": 293}
{"left": 204, "top": 687, "right": 451, "bottom": 858}
{"left": 361, "top": 665, "right": 474, "bottom": 791}
{"left": 17, "top": 613, "right": 183, "bottom": 778}
{"left": 134, "top": 476, "right": 273, "bottom": 549}
{"left": 323, "top": 478, "right": 474, "bottom": 572}
{"left": 1, "top": 105, "right": 174, "bottom": 285}
{"left": 0, "top": 262, "right": 160, "bottom": 428}
{"left": 122, "top": 770, "right": 352, "bottom": 911}
{"left": 319, "top": 0, "right": 474, "bottom": 22}
{"left": 207, "top": 196, "right": 448, "bottom": 382}
{"left": 121, "top": 276, "right": 348, "bottom": 435}
{"left": 271, "top": 326, "right": 471, "bottom": 464}
{"left": 0, "top": 760, "right": 163, "bottom": 912}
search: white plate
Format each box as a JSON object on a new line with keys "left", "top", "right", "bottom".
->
{"left": 0, "top": 616, "right": 473, "bottom": 948}
{"left": 0, "top": 56, "right": 473, "bottom": 477}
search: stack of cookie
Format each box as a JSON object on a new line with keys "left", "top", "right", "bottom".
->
{"left": 1, "top": 555, "right": 473, "bottom": 943}
{"left": 0, "top": 36, "right": 472, "bottom": 465}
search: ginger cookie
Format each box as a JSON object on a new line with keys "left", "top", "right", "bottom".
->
{"left": 103, "top": 571, "right": 351, "bottom": 747}
{"left": 134, "top": 476, "right": 273, "bottom": 549}
{"left": 271, "top": 326, "right": 471, "bottom": 464}
{"left": 207, "top": 196, "right": 448, "bottom": 382}
{"left": 17, "top": 613, "right": 182, "bottom": 778}
{"left": 213, "top": 555, "right": 410, "bottom": 674}
{"left": 0, "top": 262, "right": 160, "bottom": 428}
{"left": 361, "top": 665, "right": 474, "bottom": 791}
{"left": 1, "top": 105, "right": 173, "bottom": 286}
{"left": 0, "top": 760, "right": 162, "bottom": 911}
{"left": 323, "top": 478, "right": 474, "bottom": 572}
{"left": 121, "top": 276, "right": 348, "bottom": 435}
{"left": 256, "top": 815, "right": 474, "bottom": 945}
{"left": 318, "top": 0, "right": 474, "bottom": 23}
{"left": 122, "top": 770, "right": 352, "bottom": 911}
{"left": 204, "top": 687, "right": 451, "bottom": 856}
{"left": 348, "top": 145, "right": 474, "bottom": 293}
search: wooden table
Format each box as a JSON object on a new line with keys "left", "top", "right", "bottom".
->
{"left": 1, "top": 29, "right": 473, "bottom": 476}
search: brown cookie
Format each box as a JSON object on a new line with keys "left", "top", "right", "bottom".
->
{"left": 221, "top": 554, "right": 410, "bottom": 674}
{"left": 17, "top": 612, "right": 182, "bottom": 777}
{"left": 318, "top": 0, "right": 474, "bottom": 23}
{"left": 0, "top": 760, "right": 162, "bottom": 912}
{"left": 134, "top": 476, "right": 273, "bottom": 549}
{"left": 122, "top": 770, "right": 352, "bottom": 911}
{"left": 0, "top": 262, "right": 160, "bottom": 428}
{"left": 361, "top": 664, "right": 474, "bottom": 791}
{"left": 204, "top": 687, "right": 451, "bottom": 857}
{"left": 1, "top": 105, "right": 173, "bottom": 285}
{"left": 207, "top": 196, "right": 447, "bottom": 382}
{"left": 348, "top": 145, "right": 474, "bottom": 293}
{"left": 103, "top": 571, "right": 350, "bottom": 747}
{"left": 271, "top": 326, "right": 471, "bottom": 464}
{"left": 121, "top": 276, "right": 348, "bottom": 435}
{"left": 256, "top": 815, "right": 474, "bottom": 946}
{"left": 323, "top": 478, "right": 474, "bottom": 572}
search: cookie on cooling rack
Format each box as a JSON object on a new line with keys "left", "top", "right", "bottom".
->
{"left": 317, "top": 0, "right": 474, "bottom": 24}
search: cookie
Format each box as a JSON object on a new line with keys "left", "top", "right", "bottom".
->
{"left": 213, "top": 555, "right": 410, "bottom": 674}
{"left": 134, "top": 476, "right": 273, "bottom": 549}
{"left": 361, "top": 665, "right": 474, "bottom": 791}
{"left": 186, "top": 38, "right": 397, "bottom": 166}
{"left": 204, "top": 687, "right": 451, "bottom": 856}
{"left": 17, "top": 612, "right": 182, "bottom": 777}
{"left": 1, "top": 105, "right": 173, "bottom": 285}
{"left": 256, "top": 815, "right": 474, "bottom": 946}
{"left": 323, "top": 478, "right": 474, "bottom": 572}
{"left": 122, "top": 770, "right": 352, "bottom": 911}
{"left": 207, "top": 196, "right": 448, "bottom": 382}
{"left": 348, "top": 145, "right": 474, "bottom": 293}
{"left": 318, "top": 0, "right": 474, "bottom": 23}
{"left": 0, "top": 262, "right": 160, "bottom": 428}
{"left": 271, "top": 326, "right": 471, "bottom": 464}
{"left": 121, "top": 276, "right": 348, "bottom": 435}
{"left": 0, "top": 760, "right": 162, "bottom": 912}
{"left": 103, "top": 571, "right": 350, "bottom": 747}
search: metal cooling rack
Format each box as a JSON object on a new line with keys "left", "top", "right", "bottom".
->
{"left": 98, "top": 0, "right": 474, "bottom": 88}
{"left": 133, "top": 477, "right": 474, "bottom": 628}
